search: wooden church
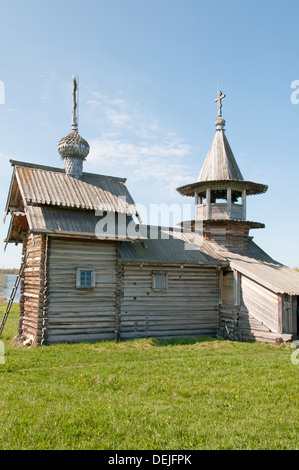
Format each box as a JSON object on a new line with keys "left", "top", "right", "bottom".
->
{"left": 3, "top": 80, "right": 299, "bottom": 346}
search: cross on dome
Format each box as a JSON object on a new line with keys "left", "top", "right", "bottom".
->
{"left": 72, "top": 75, "right": 78, "bottom": 132}
{"left": 57, "top": 75, "right": 90, "bottom": 178}
{"left": 214, "top": 90, "right": 226, "bottom": 118}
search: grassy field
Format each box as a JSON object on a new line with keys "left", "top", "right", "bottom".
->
{"left": 0, "top": 303, "right": 298, "bottom": 450}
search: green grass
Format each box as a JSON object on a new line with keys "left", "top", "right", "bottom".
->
{"left": 0, "top": 303, "right": 298, "bottom": 450}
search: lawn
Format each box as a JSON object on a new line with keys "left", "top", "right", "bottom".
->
{"left": 0, "top": 303, "right": 298, "bottom": 450}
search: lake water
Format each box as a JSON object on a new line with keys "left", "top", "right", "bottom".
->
{"left": 0, "top": 274, "right": 20, "bottom": 302}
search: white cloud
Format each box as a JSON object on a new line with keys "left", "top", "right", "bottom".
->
{"left": 5, "top": 108, "right": 18, "bottom": 113}
{"left": 105, "top": 107, "right": 132, "bottom": 128}
{"left": 88, "top": 139, "right": 140, "bottom": 166}
{"left": 87, "top": 136, "right": 194, "bottom": 191}
{"left": 86, "top": 90, "right": 168, "bottom": 140}
{"left": 84, "top": 90, "right": 197, "bottom": 192}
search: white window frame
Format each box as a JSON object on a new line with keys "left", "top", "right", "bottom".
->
{"left": 76, "top": 268, "right": 96, "bottom": 289}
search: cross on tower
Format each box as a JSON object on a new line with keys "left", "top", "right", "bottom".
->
{"left": 72, "top": 75, "right": 78, "bottom": 132}
{"left": 214, "top": 90, "right": 226, "bottom": 118}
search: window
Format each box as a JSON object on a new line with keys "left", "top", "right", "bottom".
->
{"left": 232, "top": 190, "right": 242, "bottom": 205}
{"left": 152, "top": 272, "right": 167, "bottom": 290}
{"left": 76, "top": 268, "right": 96, "bottom": 288}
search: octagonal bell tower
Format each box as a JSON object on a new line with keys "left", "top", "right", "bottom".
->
{"left": 177, "top": 91, "right": 268, "bottom": 252}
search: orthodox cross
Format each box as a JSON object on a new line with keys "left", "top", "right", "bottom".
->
{"left": 214, "top": 90, "right": 226, "bottom": 118}
{"left": 72, "top": 75, "right": 78, "bottom": 132}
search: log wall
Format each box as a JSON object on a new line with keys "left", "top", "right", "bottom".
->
{"left": 43, "top": 237, "right": 118, "bottom": 345}
{"left": 203, "top": 221, "right": 249, "bottom": 251}
{"left": 18, "top": 235, "right": 294, "bottom": 346}
{"left": 120, "top": 265, "right": 219, "bottom": 340}
{"left": 19, "top": 233, "right": 46, "bottom": 345}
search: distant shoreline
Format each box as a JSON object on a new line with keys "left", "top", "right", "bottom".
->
{"left": 0, "top": 268, "right": 18, "bottom": 275}
{"left": 0, "top": 274, "right": 20, "bottom": 302}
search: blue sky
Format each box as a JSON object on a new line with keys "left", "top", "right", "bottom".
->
{"left": 0, "top": 0, "right": 299, "bottom": 268}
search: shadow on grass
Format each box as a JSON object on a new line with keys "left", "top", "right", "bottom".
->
{"left": 147, "top": 336, "right": 216, "bottom": 347}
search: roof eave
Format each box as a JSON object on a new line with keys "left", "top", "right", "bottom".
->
{"left": 176, "top": 180, "right": 268, "bottom": 197}
{"left": 4, "top": 166, "right": 17, "bottom": 222}
{"left": 9, "top": 159, "right": 127, "bottom": 183}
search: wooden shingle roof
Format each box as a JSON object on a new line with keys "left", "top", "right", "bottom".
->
{"left": 198, "top": 129, "right": 243, "bottom": 182}
{"left": 176, "top": 122, "right": 268, "bottom": 197}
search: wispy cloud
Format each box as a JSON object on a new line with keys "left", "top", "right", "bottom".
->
{"left": 0, "top": 152, "right": 14, "bottom": 201}
{"left": 85, "top": 90, "right": 196, "bottom": 190}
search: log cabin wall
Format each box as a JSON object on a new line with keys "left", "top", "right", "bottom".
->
{"left": 120, "top": 265, "right": 219, "bottom": 340}
{"left": 43, "top": 237, "right": 118, "bottom": 345}
{"left": 240, "top": 275, "right": 280, "bottom": 334}
{"left": 219, "top": 269, "right": 284, "bottom": 343}
{"left": 19, "top": 232, "right": 47, "bottom": 345}
{"left": 203, "top": 221, "right": 250, "bottom": 252}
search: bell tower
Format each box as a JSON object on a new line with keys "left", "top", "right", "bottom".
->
{"left": 177, "top": 92, "right": 268, "bottom": 252}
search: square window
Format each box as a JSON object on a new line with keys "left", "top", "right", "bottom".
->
{"left": 152, "top": 272, "right": 167, "bottom": 290}
{"left": 76, "top": 269, "right": 95, "bottom": 288}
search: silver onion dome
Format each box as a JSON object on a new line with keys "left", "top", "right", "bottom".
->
{"left": 58, "top": 130, "right": 90, "bottom": 160}
{"left": 58, "top": 75, "right": 90, "bottom": 178}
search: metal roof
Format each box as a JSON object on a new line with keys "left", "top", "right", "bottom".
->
{"left": 120, "top": 226, "right": 226, "bottom": 266}
{"left": 219, "top": 240, "right": 299, "bottom": 295}
{"left": 7, "top": 160, "right": 139, "bottom": 216}
{"left": 25, "top": 205, "right": 146, "bottom": 241}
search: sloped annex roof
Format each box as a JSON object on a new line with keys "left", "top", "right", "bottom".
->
{"left": 218, "top": 239, "right": 299, "bottom": 295}
{"left": 120, "top": 226, "right": 226, "bottom": 266}
{"left": 5, "top": 160, "right": 139, "bottom": 217}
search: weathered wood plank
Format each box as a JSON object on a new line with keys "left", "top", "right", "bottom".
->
{"left": 240, "top": 275, "right": 279, "bottom": 332}
{"left": 120, "top": 265, "right": 218, "bottom": 340}
{"left": 44, "top": 237, "right": 118, "bottom": 344}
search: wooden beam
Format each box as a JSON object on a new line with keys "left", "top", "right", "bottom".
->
{"left": 206, "top": 187, "right": 211, "bottom": 219}
{"left": 242, "top": 189, "right": 247, "bottom": 220}
{"left": 227, "top": 187, "right": 232, "bottom": 218}
{"left": 234, "top": 270, "right": 241, "bottom": 306}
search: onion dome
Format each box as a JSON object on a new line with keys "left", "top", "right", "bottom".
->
{"left": 58, "top": 75, "right": 90, "bottom": 178}
{"left": 58, "top": 130, "right": 90, "bottom": 161}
